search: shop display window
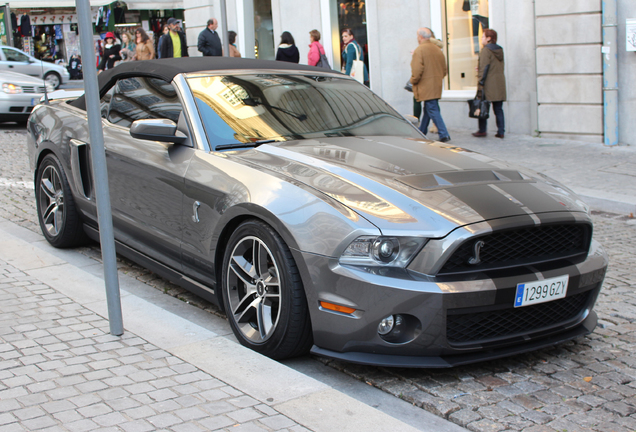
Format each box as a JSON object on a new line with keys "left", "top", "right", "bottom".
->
{"left": 254, "top": 0, "right": 275, "bottom": 61}
{"left": 439, "top": 0, "right": 489, "bottom": 91}
{"left": 336, "top": 1, "right": 369, "bottom": 77}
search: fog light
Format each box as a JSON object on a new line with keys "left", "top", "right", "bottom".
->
{"left": 378, "top": 315, "right": 395, "bottom": 335}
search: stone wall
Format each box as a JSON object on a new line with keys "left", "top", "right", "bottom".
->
{"left": 534, "top": 0, "right": 603, "bottom": 142}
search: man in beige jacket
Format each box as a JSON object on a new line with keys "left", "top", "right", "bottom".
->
{"left": 410, "top": 27, "right": 450, "bottom": 142}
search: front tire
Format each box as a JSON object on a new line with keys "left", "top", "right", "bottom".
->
{"left": 35, "top": 154, "right": 87, "bottom": 248}
{"left": 221, "top": 219, "right": 312, "bottom": 359}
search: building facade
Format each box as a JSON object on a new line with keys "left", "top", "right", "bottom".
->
{"left": 141, "top": 1, "right": 636, "bottom": 146}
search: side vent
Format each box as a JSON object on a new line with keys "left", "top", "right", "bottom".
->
{"left": 70, "top": 139, "right": 93, "bottom": 199}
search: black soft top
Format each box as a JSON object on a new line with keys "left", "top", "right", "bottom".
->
{"left": 70, "top": 57, "right": 336, "bottom": 110}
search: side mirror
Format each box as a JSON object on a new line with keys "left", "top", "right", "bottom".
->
{"left": 130, "top": 119, "right": 187, "bottom": 144}
{"left": 28, "top": 58, "right": 36, "bottom": 64}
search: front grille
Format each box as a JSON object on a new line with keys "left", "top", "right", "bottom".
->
{"left": 21, "top": 86, "right": 45, "bottom": 94}
{"left": 438, "top": 224, "right": 590, "bottom": 275}
{"left": 446, "top": 291, "right": 590, "bottom": 345}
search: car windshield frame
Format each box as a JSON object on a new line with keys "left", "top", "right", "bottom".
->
{"left": 185, "top": 72, "right": 422, "bottom": 151}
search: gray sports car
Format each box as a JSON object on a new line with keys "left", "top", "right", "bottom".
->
{"left": 26, "top": 58, "right": 608, "bottom": 367}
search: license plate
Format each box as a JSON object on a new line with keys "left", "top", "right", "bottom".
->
{"left": 31, "top": 98, "right": 37, "bottom": 105}
{"left": 514, "top": 275, "right": 569, "bottom": 307}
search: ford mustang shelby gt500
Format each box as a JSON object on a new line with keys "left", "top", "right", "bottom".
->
{"left": 26, "top": 58, "right": 607, "bottom": 367}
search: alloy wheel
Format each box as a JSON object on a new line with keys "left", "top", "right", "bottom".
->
{"left": 38, "top": 165, "right": 65, "bottom": 237}
{"left": 226, "top": 236, "right": 282, "bottom": 343}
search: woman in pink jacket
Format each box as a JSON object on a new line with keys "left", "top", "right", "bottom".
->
{"left": 307, "top": 29, "right": 326, "bottom": 66}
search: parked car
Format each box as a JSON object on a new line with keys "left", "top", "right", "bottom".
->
{"left": 26, "top": 58, "right": 608, "bottom": 367}
{"left": 0, "top": 70, "right": 53, "bottom": 123}
{"left": 0, "top": 45, "right": 70, "bottom": 89}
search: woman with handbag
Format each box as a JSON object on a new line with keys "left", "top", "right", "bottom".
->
{"left": 472, "top": 28, "right": 506, "bottom": 139}
{"left": 308, "top": 29, "right": 327, "bottom": 67}
{"left": 341, "top": 28, "right": 369, "bottom": 86}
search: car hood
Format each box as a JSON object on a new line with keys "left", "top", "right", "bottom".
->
{"left": 0, "top": 71, "right": 47, "bottom": 86}
{"left": 236, "top": 136, "right": 589, "bottom": 237}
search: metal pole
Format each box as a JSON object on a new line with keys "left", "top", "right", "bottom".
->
{"left": 602, "top": 0, "right": 619, "bottom": 146}
{"left": 5, "top": 4, "right": 13, "bottom": 48}
{"left": 75, "top": 0, "right": 123, "bottom": 335}
{"left": 220, "top": 0, "right": 230, "bottom": 57}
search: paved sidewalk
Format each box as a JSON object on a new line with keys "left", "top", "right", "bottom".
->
{"left": 0, "top": 216, "right": 463, "bottom": 432}
{"left": 439, "top": 129, "right": 636, "bottom": 215}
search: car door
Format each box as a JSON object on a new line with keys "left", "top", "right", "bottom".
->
{"left": 0, "top": 47, "right": 37, "bottom": 77}
{"left": 102, "top": 76, "right": 195, "bottom": 271}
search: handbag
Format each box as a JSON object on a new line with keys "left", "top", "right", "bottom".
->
{"left": 467, "top": 90, "right": 490, "bottom": 119}
{"left": 404, "top": 79, "right": 413, "bottom": 92}
{"left": 315, "top": 53, "right": 331, "bottom": 70}
{"left": 462, "top": 0, "right": 470, "bottom": 11}
{"left": 349, "top": 42, "right": 365, "bottom": 84}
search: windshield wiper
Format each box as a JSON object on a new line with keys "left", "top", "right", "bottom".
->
{"left": 215, "top": 140, "right": 279, "bottom": 151}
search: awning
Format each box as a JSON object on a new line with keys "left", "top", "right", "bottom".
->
{"left": 7, "top": 0, "right": 183, "bottom": 10}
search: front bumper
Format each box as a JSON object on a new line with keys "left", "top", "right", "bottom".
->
{"left": 0, "top": 92, "right": 41, "bottom": 117}
{"left": 298, "top": 239, "right": 607, "bottom": 368}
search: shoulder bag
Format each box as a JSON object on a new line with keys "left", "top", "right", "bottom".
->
{"left": 467, "top": 89, "right": 490, "bottom": 119}
{"left": 349, "top": 43, "right": 365, "bottom": 83}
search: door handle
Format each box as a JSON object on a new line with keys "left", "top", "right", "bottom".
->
{"left": 8, "top": 65, "right": 13, "bottom": 68}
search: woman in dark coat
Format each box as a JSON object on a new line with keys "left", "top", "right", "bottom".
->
{"left": 473, "top": 28, "right": 506, "bottom": 138}
{"left": 275, "top": 31, "right": 300, "bottom": 63}
{"left": 98, "top": 32, "right": 121, "bottom": 71}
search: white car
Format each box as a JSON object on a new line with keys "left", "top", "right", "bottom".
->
{"left": 0, "top": 71, "right": 53, "bottom": 123}
{"left": 0, "top": 45, "right": 70, "bottom": 89}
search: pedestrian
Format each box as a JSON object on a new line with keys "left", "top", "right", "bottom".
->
{"left": 198, "top": 18, "right": 223, "bottom": 57}
{"left": 341, "top": 28, "right": 368, "bottom": 86}
{"left": 133, "top": 28, "right": 155, "bottom": 61}
{"left": 157, "top": 25, "right": 169, "bottom": 59}
{"left": 410, "top": 27, "right": 450, "bottom": 142}
{"left": 160, "top": 17, "right": 188, "bottom": 59}
{"left": 472, "top": 28, "right": 506, "bottom": 139}
{"left": 307, "top": 29, "right": 326, "bottom": 66}
{"left": 98, "top": 32, "right": 121, "bottom": 71}
{"left": 119, "top": 32, "right": 135, "bottom": 62}
{"left": 275, "top": 31, "right": 299, "bottom": 63}
{"left": 228, "top": 31, "right": 241, "bottom": 57}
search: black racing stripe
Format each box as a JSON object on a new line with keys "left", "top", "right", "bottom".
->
{"left": 497, "top": 183, "right": 574, "bottom": 214}
{"left": 447, "top": 185, "right": 535, "bottom": 223}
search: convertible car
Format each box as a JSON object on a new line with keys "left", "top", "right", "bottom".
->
{"left": 26, "top": 58, "right": 608, "bottom": 367}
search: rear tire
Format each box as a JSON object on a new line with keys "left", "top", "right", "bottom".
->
{"left": 35, "top": 154, "right": 87, "bottom": 248}
{"left": 221, "top": 219, "right": 312, "bottom": 359}
{"left": 44, "top": 72, "right": 61, "bottom": 90}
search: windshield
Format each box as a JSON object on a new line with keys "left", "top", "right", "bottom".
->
{"left": 186, "top": 74, "right": 422, "bottom": 150}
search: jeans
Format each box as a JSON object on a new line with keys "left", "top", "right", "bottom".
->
{"left": 478, "top": 101, "right": 505, "bottom": 135}
{"left": 419, "top": 99, "right": 449, "bottom": 139}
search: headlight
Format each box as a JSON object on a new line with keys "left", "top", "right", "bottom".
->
{"left": 45, "top": 83, "right": 55, "bottom": 93}
{"left": 2, "top": 83, "right": 22, "bottom": 94}
{"left": 339, "top": 236, "right": 428, "bottom": 268}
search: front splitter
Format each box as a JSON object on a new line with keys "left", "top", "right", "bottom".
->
{"left": 310, "top": 311, "right": 597, "bottom": 368}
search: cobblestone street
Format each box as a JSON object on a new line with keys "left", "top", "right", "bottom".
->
{"left": 2, "top": 126, "right": 636, "bottom": 431}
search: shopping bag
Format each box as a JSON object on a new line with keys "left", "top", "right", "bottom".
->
{"left": 349, "top": 43, "right": 365, "bottom": 84}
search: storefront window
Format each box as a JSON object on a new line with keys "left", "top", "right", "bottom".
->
{"left": 441, "top": 0, "right": 489, "bottom": 90}
{"left": 337, "top": 1, "right": 369, "bottom": 78}
{"left": 254, "top": 0, "right": 274, "bottom": 61}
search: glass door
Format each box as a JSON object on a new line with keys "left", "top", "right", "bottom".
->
{"left": 254, "top": 0, "right": 275, "bottom": 60}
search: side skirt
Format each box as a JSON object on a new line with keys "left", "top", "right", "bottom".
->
{"left": 83, "top": 224, "right": 219, "bottom": 306}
